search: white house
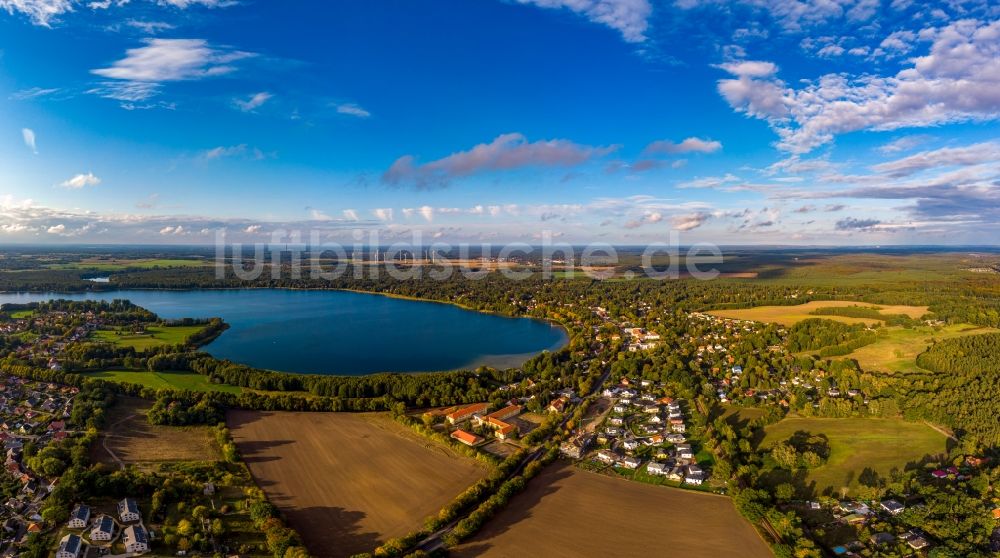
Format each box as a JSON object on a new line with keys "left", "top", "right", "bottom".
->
{"left": 647, "top": 462, "right": 667, "bottom": 476}
{"left": 620, "top": 456, "right": 642, "bottom": 469}
{"left": 675, "top": 444, "right": 694, "bottom": 459}
{"left": 118, "top": 498, "right": 140, "bottom": 523}
{"left": 685, "top": 464, "right": 705, "bottom": 485}
{"left": 623, "top": 439, "right": 640, "bottom": 450}
{"left": 596, "top": 450, "right": 617, "bottom": 464}
{"left": 123, "top": 524, "right": 149, "bottom": 553}
{"left": 880, "top": 499, "right": 905, "bottom": 516}
{"left": 56, "top": 534, "right": 82, "bottom": 558}
{"left": 90, "top": 515, "right": 115, "bottom": 542}
{"left": 67, "top": 504, "right": 89, "bottom": 529}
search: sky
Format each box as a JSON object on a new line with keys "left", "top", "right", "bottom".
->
{"left": 1, "top": 0, "right": 999, "bottom": 245}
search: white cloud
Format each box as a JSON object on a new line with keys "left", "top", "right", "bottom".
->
{"left": 0, "top": 0, "right": 72, "bottom": 27}
{"left": 21, "top": 128, "right": 37, "bottom": 154}
{"left": 516, "top": 0, "right": 653, "bottom": 43}
{"left": 678, "top": 173, "right": 740, "bottom": 189}
{"left": 373, "top": 208, "right": 393, "bottom": 221}
{"left": 46, "top": 224, "right": 66, "bottom": 234}
{"left": 234, "top": 91, "right": 272, "bottom": 112}
{"left": 671, "top": 212, "right": 711, "bottom": 231}
{"left": 124, "top": 19, "right": 175, "bottom": 33}
{"left": 60, "top": 172, "right": 101, "bottom": 189}
{"left": 715, "top": 60, "right": 778, "bottom": 78}
{"left": 877, "top": 135, "right": 932, "bottom": 154}
{"left": 10, "top": 87, "right": 59, "bottom": 100}
{"left": 623, "top": 211, "right": 663, "bottom": 229}
{"left": 871, "top": 142, "right": 1000, "bottom": 178}
{"left": 91, "top": 39, "right": 255, "bottom": 102}
{"left": 342, "top": 209, "right": 359, "bottom": 221}
{"left": 243, "top": 224, "right": 261, "bottom": 233}
{"left": 384, "top": 132, "right": 618, "bottom": 188}
{"left": 717, "top": 20, "right": 1000, "bottom": 154}
{"left": 336, "top": 103, "right": 371, "bottom": 118}
{"left": 201, "top": 144, "right": 265, "bottom": 160}
{"left": 159, "top": 225, "right": 186, "bottom": 235}
{"left": 644, "top": 137, "right": 722, "bottom": 155}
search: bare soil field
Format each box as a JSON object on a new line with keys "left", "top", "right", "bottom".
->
{"left": 708, "top": 300, "right": 929, "bottom": 326}
{"left": 91, "top": 397, "right": 220, "bottom": 467}
{"left": 227, "top": 410, "right": 487, "bottom": 558}
{"left": 452, "top": 463, "right": 773, "bottom": 558}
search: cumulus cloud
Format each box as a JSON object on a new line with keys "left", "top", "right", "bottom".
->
{"left": 233, "top": 91, "right": 272, "bottom": 112}
{"left": 91, "top": 38, "right": 255, "bottom": 102}
{"left": 336, "top": 103, "right": 371, "bottom": 118}
{"left": 515, "top": 0, "right": 653, "bottom": 43}
{"left": 717, "top": 20, "right": 1000, "bottom": 154}
{"left": 60, "top": 172, "right": 101, "bottom": 189}
{"left": 373, "top": 208, "right": 393, "bottom": 221}
{"left": 383, "top": 132, "right": 618, "bottom": 188}
{"left": 671, "top": 212, "right": 712, "bottom": 231}
{"left": 21, "top": 128, "right": 37, "bottom": 154}
{"left": 46, "top": 224, "right": 66, "bottom": 234}
{"left": 342, "top": 209, "right": 359, "bottom": 221}
{"left": 623, "top": 211, "right": 663, "bottom": 229}
{"left": 643, "top": 137, "right": 722, "bottom": 155}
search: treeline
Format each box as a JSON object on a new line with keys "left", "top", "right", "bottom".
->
{"left": 786, "top": 319, "right": 879, "bottom": 356}
{"left": 904, "top": 333, "right": 1000, "bottom": 449}
{"left": 809, "top": 305, "right": 919, "bottom": 326}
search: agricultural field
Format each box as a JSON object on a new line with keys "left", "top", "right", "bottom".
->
{"left": 452, "top": 463, "right": 771, "bottom": 558}
{"left": 841, "top": 323, "right": 997, "bottom": 372}
{"left": 48, "top": 257, "right": 209, "bottom": 270}
{"left": 84, "top": 369, "right": 244, "bottom": 393}
{"left": 91, "top": 397, "right": 222, "bottom": 468}
{"left": 227, "top": 410, "right": 488, "bottom": 557}
{"left": 91, "top": 324, "right": 208, "bottom": 351}
{"left": 759, "top": 417, "right": 948, "bottom": 497}
{"left": 707, "top": 300, "right": 929, "bottom": 326}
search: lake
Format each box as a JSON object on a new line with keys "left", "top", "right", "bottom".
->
{"left": 0, "top": 289, "right": 567, "bottom": 375}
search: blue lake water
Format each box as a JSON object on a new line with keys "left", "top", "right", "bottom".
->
{"left": 0, "top": 289, "right": 567, "bottom": 375}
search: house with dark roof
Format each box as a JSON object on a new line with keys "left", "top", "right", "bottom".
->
{"left": 67, "top": 504, "right": 90, "bottom": 529}
{"left": 123, "top": 524, "right": 149, "bottom": 553}
{"left": 118, "top": 498, "right": 140, "bottom": 522}
{"left": 90, "top": 515, "right": 115, "bottom": 542}
{"left": 56, "top": 533, "right": 82, "bottom": 558}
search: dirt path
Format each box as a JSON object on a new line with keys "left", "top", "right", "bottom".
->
{"left": 101, "top": 413, "right": 137, "bottom": 470}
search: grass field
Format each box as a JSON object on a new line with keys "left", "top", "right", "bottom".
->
{"left": 91, "top": 397, "right": 221, "bottom": 467}
{"left": 84, "top": 369, "right": 244, "bottom": 393}
{"left": 227, "top": 410, "right": 488, "bottom": 558}
{"left": 759, "top": 417, "right": 948, "bottom": 496}
{"left": 841, "top": 323, "right": 998, "bottom": 372}
{"left": 9, "top": 309, "right": 33, "bottom": 318}
{"left": 91, "top": 325, "right": 207, "bottom": 351}
{"left": 708, "top": 300, "right": 929, "bottom": 326}
{"left": 48, "top": 258, "right": 209, "bottom": 271}
{"left": 452, "top": 462, "right": 772, "bottom": 558}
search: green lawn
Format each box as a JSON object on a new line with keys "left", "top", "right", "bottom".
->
{"left": 760, "top": 417, "right": 948, "bottom": 497}
{"left": 92, "top": 325, "right": 207, "bottom": 351}
{"left": 842, "top": 323, "right": 998, "bottom": 372}
{"left": 84, "top": 369, "right": 244, "bottom": 394}
{"left": 9, "top": 310, "right": 34, "bottom": 318}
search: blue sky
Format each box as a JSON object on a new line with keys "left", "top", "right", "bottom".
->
{"left": 1, "top": 0, "right": 999, "bottom": 244}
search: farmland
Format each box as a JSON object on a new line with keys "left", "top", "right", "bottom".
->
{"left": 841, "top": 323, "right": 997, "bottom": 372}
{"left": 48, "top": 257, "right": 210, "bottom": 271}
{"left": 227, "top": 410, "right": 488, "bottom": 557}
{"left": 707, "top": 300, "right": 929, "bottom": 326}
{"left": 452, "top": 463, "right": 771, "bottom": 558}
{"left": 91, "top": 324, "right": 208, "bottom": 351}
{"left": 91, "top": 397, "right": 222, "bottom": 468}
{"left": 759, "top": 417, "right": 948, "bottom": 496}
{"left": 83, "top": 369, "right": 244, "bottom": 393}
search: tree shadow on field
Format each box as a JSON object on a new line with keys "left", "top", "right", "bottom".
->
{"left": 282, "top": 506, "right": 379, "bottom": 558}
{"left": 232, "top": 439, "right": 295, "bottom": 464}
{"left": 451, "top": 461, "right": 574, "bottom": 557}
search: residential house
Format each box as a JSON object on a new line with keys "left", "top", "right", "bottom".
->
{"left": 56, "top": 534, "right": 82, "bottom": 558}
{"left": 647, "top": 462, "right": 667, "bottom": 476}
{"left": 90, "top": 515, "right": 115, "bottom": 542}
{"left": 67, "top": 504, "right": 89, "bottom": 529}
{"left": 123, "top": 524, "right": 150, "bottom": 553}
{"left": 620, "top": 456, "right": 642, "bottom": 469}
{"left": 881, "top": 499, "right": 905, "bottom": 515}
{"left": 118, "top": 498, "right": 141, "bottom": 523}
{"left": 596, "top": 450, "right": 617, "bottom": 464}
{"left": 685, "top": 464, "right": 705, "bottom": 485}
{"left": 674, "top": 444, "right": 694, "bottom": 459}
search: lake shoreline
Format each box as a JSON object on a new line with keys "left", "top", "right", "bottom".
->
{"left": 0, "top": 286, "right": 570, "bottom": 376}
